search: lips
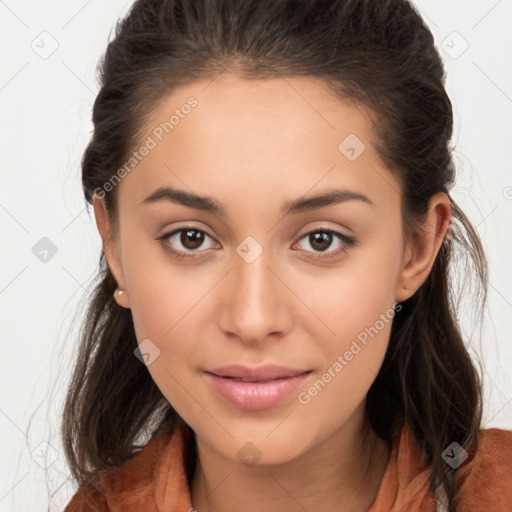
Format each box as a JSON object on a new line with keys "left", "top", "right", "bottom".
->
{"left": 204, "top": 365, "right": 312, "bottom": 410}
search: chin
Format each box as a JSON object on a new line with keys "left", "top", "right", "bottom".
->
{"left": 195, "top": 423, "right": 310, "bottom": 467}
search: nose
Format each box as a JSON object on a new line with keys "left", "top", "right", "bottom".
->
{"left": 218, "top": 245, "right": 292, "bottom": 345}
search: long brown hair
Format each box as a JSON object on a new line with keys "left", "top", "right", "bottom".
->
{"left": 62, "top": 0, "right": 486, "bottom": 508}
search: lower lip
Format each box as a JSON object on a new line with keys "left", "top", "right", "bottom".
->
{"left": 205, "top": 371, "right": 311, "bottom": 410}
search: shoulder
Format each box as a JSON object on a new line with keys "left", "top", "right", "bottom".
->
{"left": 64, "top": 427, "right": 177, "bottom": 512}
{"left": 453, "top": 427, "right": 512, "bottom": 511}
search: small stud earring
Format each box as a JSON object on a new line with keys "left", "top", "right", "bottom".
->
{"left": 113, "top": 288, "right": 125, "bottom": 299}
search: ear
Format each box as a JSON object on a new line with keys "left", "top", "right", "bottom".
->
{"left": 93, "top": 193, "right": 130, "bottom": 309}
{"left": 395, "top": 192, "right": 452, "bottom": 303}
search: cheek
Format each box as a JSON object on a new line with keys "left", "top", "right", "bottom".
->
{"left": 120, "top": 236, "right": 225, "bottom": 409}
{"left": 306, "top": 277, "right": 395, "bottom": 398}
{"left": 303, "top": 243, "right": 401, "bottom": 349}
{"left": 126, "top": 266, "right": 207, "bottom": 418}
{"left": 295, "top": 237, "right": 401, "bottom": 411}
{"left": 121, "top": 225, "right": 213, "bottom": 337}
{"left": 296, "top": 277, "right": 398, "bottom": 434}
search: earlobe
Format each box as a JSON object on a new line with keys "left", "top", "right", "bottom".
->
{"left": 92, "top": 194, "right": 130, "bottom": 308}
{"left": 395, "top": 193, "right": 452, "bottom": 303}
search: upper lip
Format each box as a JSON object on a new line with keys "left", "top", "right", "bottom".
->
{"left": 206, "top": 364, "right": 311, "bottom": 380}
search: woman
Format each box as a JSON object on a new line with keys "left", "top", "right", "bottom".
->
{"left": 62, "top": 0, "right": 512, "bottom": 510}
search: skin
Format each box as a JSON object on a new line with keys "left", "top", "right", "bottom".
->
{"left": 93, "top": 73, "right": 451, "bottom": 512}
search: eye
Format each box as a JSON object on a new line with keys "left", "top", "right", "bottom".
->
{"left": 294, "top": 228, "right": 356, "bottom": 258}
{"left": 156, "top": 226, "right": 218, "bottom": 259}
{"left": 156, "top": 225, "right": 357, "bottom": 261}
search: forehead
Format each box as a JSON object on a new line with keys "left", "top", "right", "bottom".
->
{"left": 118, "top": 74, "right": 400, "bottom": 216}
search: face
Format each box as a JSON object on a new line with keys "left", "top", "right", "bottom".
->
{"left": 94, "top": 73, "right": 441, "bottom": 466}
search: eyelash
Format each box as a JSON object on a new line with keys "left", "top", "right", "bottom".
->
{"left": 156, "top": 225, "right": 357, "bottom": 261}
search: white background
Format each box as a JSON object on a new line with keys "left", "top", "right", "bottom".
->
{"left": 1, "top": 0, "right": 511, "bottom": 510}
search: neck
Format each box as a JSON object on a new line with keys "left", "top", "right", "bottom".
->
{"left": 189, "top": 406, "right": 391, "bottom": 512}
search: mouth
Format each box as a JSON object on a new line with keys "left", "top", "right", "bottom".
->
{"left": 204, "top": 365, "right": 313, "bottom": 410}
{"left": 222, "top": 376, "right": 296, "bottom": 383}
{"left": 206, "top": 364, "right": 312, "bottom": 380}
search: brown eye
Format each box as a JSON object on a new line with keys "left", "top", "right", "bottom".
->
{"left": 157, "top": 226, "right": 217, "bottom": 258}
{"left": 180, "top": 229, "right": 205, "bottom": 250}
{"left": 295, "top": 228, "right": 356, "bottom": 258}
{"left": 308, "top": 231, "right": 332, "bottom": 252}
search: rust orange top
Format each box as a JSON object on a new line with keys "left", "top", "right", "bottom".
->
{"left": 65, "top": 421, "right": 512, "bottom": 511}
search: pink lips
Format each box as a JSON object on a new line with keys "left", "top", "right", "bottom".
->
{"left": 205, "top": 364, "right": 312, "bottom": 410}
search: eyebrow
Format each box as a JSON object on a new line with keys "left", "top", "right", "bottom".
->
{"left": 141, "top": 186, "right": 373, "bottom": 216}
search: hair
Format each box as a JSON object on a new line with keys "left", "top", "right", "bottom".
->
{"left": 62, "top": 0, "right": 487, "bottom": 509}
